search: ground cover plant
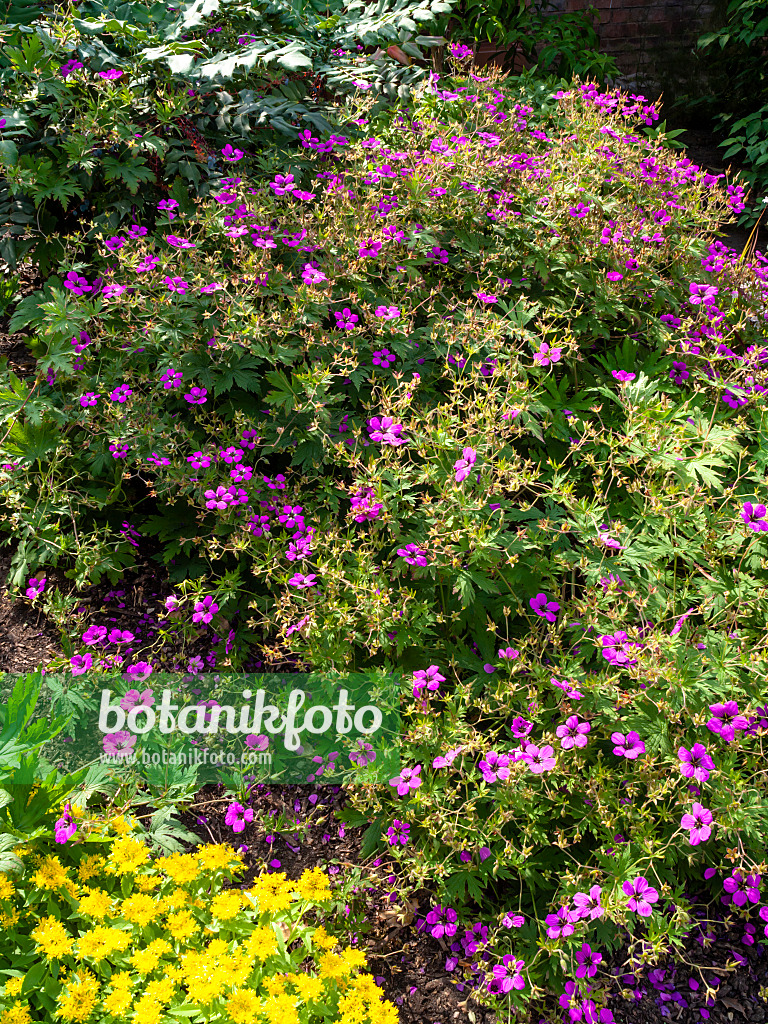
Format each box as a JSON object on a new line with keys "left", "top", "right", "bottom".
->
{"left": 1, "top": 26, "right": 768, "bottom": 1024}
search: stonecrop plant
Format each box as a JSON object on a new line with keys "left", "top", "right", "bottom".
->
{"left": 2, "top": 45, "right": 768, "bottom": 1022}
{"left": 0, "top": 824, "right": 397, "bottom": 1024}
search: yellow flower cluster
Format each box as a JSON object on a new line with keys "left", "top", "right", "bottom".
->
{"left": 0, "top": 1003, "right": 31, "bottom": 1024}
{"left": 0, "top": 874, "right": 15, "bottom": 901}
{"left": 246, "top": 871, "right": 296, "bottom": 914}
{"left": 76, "top": 925, "right": 131, "bottom": 961}
{"left": 31, "top": 916, "right": 74, "bottom": 961}
{"left": 106, "top": 837, "right": 150, "bottom": 876}
{"left": 56, "top": 971, "right": 99, "bottom": 1023}
{"left": 76, "top": 887, "right": 113, "bottom": 920}
{"left": 31, "top": 855, "right": 75, "bottom": 894}
{"left": 294, "top": 866, "right": 333, "bottom": 902}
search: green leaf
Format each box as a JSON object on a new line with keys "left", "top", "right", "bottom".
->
{"left": 0, "top": 141, "right": 18, "bottom": 167}
{"left": 102, "top": 156, "right": 156, "bottom": 194}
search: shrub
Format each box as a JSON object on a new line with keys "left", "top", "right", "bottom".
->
{"left": 0, "top": 0, "right": 455, "bottom": 274}
{"left": 3, "top": 63, "right": 768, "bottom": 1019}
{"left": 0, "top": 828, "right": 396, "bottom": 1024}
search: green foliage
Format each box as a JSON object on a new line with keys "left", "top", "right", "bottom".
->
{"left": 441, "top": 0, "right": 618, "bottom": 82}
{"left": 696, "top": 0, "right": 768, "bottom": 227}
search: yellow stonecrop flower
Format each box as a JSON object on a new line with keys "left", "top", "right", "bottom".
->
{"left": 76, "top": 925, "right": 131, "bottom": 961}
{"left": 246, "top": 872, "right": 294, "bottom": 914}
{"left": 130, "top": 996, "right": 163, "bottom": 1024}
{"left": 317, "top": 952, "right": 353, "bottom": 980}
{"left": 143, "top": 978, "right": 175, "bottom": 1004}
{"left": 161, "top": 887, "right": 191, "bottom": 910}
{"left": 0, "top": 874, "right": 16, "bottom": 901}
{"left": 107, "top": 838, "right": 150, "bottom": 876}
{"left": 294, "top": 867, "right": 332, "bottom": 903}
{"left": 77, "top": 888, "right": 113, "bottom": 921}
{"left": 122, "top": 892, "right": 162, "bottom": 927}
{"left": 31, "top": 855, "right": 72, "bottom": 892}
{"left": 260, "top": 992, "right": 298, "bottom": 1024}
{"left": 159, "top": 853, "right": 200, "bottom": 886}
{"left": 197, "top": 844, "right": 241, "bottom": 873}
{"left": 290, "top": 973, "right": 324, "bottom": 1003}
{"left": 31, "top": 916, "right": 74, "bottom": 961}
{"left": 262, "top": 975, "right": 287, "bottom": 997}
{"left": 0, "top": 1002, "right": 31, "bottom": 1024}
{"left": 134, "top": 873, "right": 161, "bottom": 893}
{"left": 340, "top": 948, "right": 367, "bottom": 971}
{"left": 130, "top": 938, "right": 171, "bottom": 975}
{"left": 225, "top": 988, "right": 261, "bottom": 1024}
{"left": 368, "top": 998, "right": 399, "bottom": 1024}
{"left": 165, "top": 909, "right": 199, "bottom": 941}
{"left": 338, "top": 991, "right": 369, "bottom": 1024}
{"left": 209, "top": 890, "right": 244, "bottom": 920}
{"left": 76, "top": 856, "right": 103, "bottom": 884}
{"left": 244, "top": 926, "right": 277, "bottom": 962}
{"left": 101, "top": 972, "right": 133, "bottom": 1016}
{"left": 0, "top": 908, "right": 20, "bottom": 929}
{"left": 164, "top": 964, "right": 184, "bottom": 985}
{"left": 108, "top": 815, "right": 134, "bottom": 836}
{"left": 3, "top": 979, "right": 23, "bottom": 999}
{"left": 311, "top": 925, "right": 338, "bottom": 950}
{"left": 56, "top": 971, "right": 99, "bottom": 1023}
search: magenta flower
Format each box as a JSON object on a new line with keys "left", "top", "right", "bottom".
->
{"left": 163, "top": 275, "right": 189, "bottom": 294}
{"left": 574, "top": 942, "right": 602, "bottom": 979}
{"left": 103, "top": 731, "right": 136, "bottom": 758}
{"left": 192, "top": 596, "right": 219, "bottom": 625}
{"left": 677, "top": 743, "right": 714, "bottom": 783}
{"left": 622, "top": 876, "right": 659, "bottom": 916}
{"left": 533, "top": 343, "right": 562, "bottom": 367}
{"left": 478, "top": 751, "right": 511, "bottom": 783}
{"left": 599, "top": 630, "right": 642, "bottom": 666}
{"left": 108, "top": 629, "right": 134, "bottom": 644}
{"left": 509, "top": 717, "right": 532, "bottom": 739}
{"left": 98, "top": 69, "right": 123, "bottom": 80}
{"left": 412, "top": 665, "right": 445, "bottom": 698}
{"left": 572, "top": 885, "right": 604, "bottom": 920}
{"left": 120, "top": 688, "right": 154, "bottom": 712}
{"left": 454, "top": 447, "right": 477, "bottom": 483}
{"left": 498, "top": 647, "right": 519, "bottom": 660}
{"left": 333, "top": 307, "right": 359, "bottom": 330}
{"left": 225, "top": 801, "right": 254, "bottom": 833}
{"left": 83, "top": 625, "right": 107, "bottom": 646}
{"left": 184, "top": 387, "right": 208, "bottom": 404}
{"left": 374, "top": 305, "right": 400, "bottom": 319}
{"left": 529, "top": 592, "right": 560, "bottom": 623}
{"left": 166, "top": 235, "right": 196, "bottom": 249}
{"left": 109, "top": 385, "right": 133, "bottom": 403}
{"left": 568, "top": 202, "right": 590, "bottom": 217}
{"left": 160, "top": 368, "right": 183, "bottom": 389}
{"left": 358, "top": 239, "right": 382, "bottom": 257}
{"left": 245, "top": 734, "right": 269, "bottom": 751}
{"left": 741, "top": 502, "right": 768, "bottom": 532}
{"left": 269, "top": 173, "right": 295, "bottom": 195}
{"left": 368, "top": 416, "right": 407, "bottom": 446}
{"left": 723, "top": 871, "right": 761, "bottom": 906}
{"left": 520, "top": 743, "right": 556, "bottom": 774}
{"left": 556, "top": 715, "right": 590, "bottom": 750}
{"left": 476, "top": 291, "right": 497, "bottom": 303}
{"left": 64, "top": 271, "right": 92, "bottom": 296}
{"left": 688, "top": 282, "right": 718, "bottom": 305}
{"left": 222, "top": 144, "right": 244, "bottom": 161}
{"left": 433, "top": 746, "right": 465, "bottom": 769}
{"left": 288, "top": 573, "right": 318, "bottom": 589}
{"left": 103, "top": 236, "right": 126, "bottom": 252}
{"left": 611, "top": 731, "right": 645, "bottom": 759}
{"left": 612, "top": 370, "right": 635, "bottom": 382}
{"left": 301, "top": 263, "right": 327, "bottom": 286}
{"left": 489, "top": 955, "right": 526, "bottom": 994}
{"left": 397, "top": 543, "right": 428, "bottom": 567}
{"left": 426, "top": 904, "right": 458, "bottom": 939}
{"left": 386, "top": 820, "right": 410, "bottom": 846}
{"left": 25, "top": 576, "right": 46, "bottom": 600}
{"left": 70, "top": 653, "right": 93, "bottom": 675}
{"left": 544, "top": 905, "right": 577, "bottom": 939}
{"left": 389, "top": 765, "right": 422, "bottom": 796}
{"left": 681, "top": 802, "right": 713, "bottom": 845}
{"left": 54, "top": 806, "right": 78, "bottom": 844}
{"left": 706, "top": 701, "right": 749, "bottom": 742}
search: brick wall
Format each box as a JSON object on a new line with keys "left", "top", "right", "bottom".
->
{"left": 471, "top": 0, "right": 727, "bottom": 103}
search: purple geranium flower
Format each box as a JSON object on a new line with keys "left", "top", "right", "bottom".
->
{"left": 706, "top": 701, "right": 749, "bottom": 742}
{"left": 611, "top": 731, "right": 646, "bottom": 759}
{"left": 677, "top": 743, "right": 715, "bottom": 783}
{"left": 622, "top": 876, "right": 659, "bottom": 917}
{"left": 529, "top": 592, "right": 560, "bottom": 623}
{"left": 681, "top": 802, "right": 713, "bottom": 845}
{"left": 741, "top": 502, "right": 768, "bottom": 532}
{"left": 390, "top": 765, "right": 422, "bottom": 796}
{"left": 556, "top": 715, "right": 590, "bottom": 750}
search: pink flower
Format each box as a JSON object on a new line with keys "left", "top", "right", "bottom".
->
{"left": 556, "top": 715, "right": 590, "bottom": 750}
{"left": 453, "top": 447, "right": 477, "bottom": 483}
{"left": 25, "top": 576, "right": 46, "bottom": 600}
{"left": 222, "top": 144, "right": 244, "bottom": 161}
{"left": 533, "top": 343, "right": 562, "bottom": 367}
{"left": 622, "top": 876, "right": 659, "bottom": 917}
{"left": 520, "top": 743, "right": 556, "bottom": 774}
{"left": 103, "top": 731, "right": 136, "bottom": 758}
{"left": 70, "top": 653, "right": 93, "bottom": 675}
{"left": 184, "top": 387, "right": 208, "bottom": 404}
{"left": 98, "top": 69, "right": 123, "bottom": 80}
{"left": 120, "top": 688, "right": 154, "bottom": 712}
{"left": 681, "top": 803, "right": 713, "bottom": 845}
{"left": 389, "top": 765, "right": 422, "bottom": 796}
